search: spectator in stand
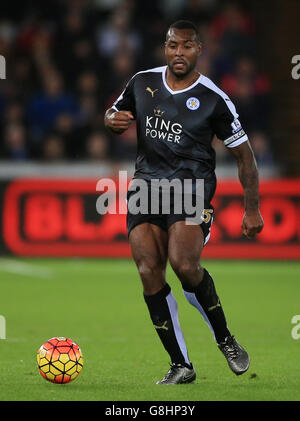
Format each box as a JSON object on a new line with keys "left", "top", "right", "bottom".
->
{"left": 75, "top": 70, "right": 106, "bottom": 158}
{"left": 179, "top": 0, "right": 218, "bottom": 24}
{"left": 10, "top": 55, "right": 38, "bottom": 101}
{"left": 96, "top": 6, "right": 142, "bottom": 58}
{"left": 85, "top": 131, "right": 109, "bottom": 161}
{"left": 79, "top": 94, "right": 99, "bottom": 121}
{"left": 220, "top": 56, "right": 270, "bottom": 97}
{"left": 42, "top": 133, "right": 65, "bottom": 161}
{"left": 209, "top": 2, "right": 256, "bottom": 80}
{"left": 27, "top": 69, "right": 80, "bottom": 143}
{"left": 3, "top": 102, "right": 25, "bottom": 126}
{"left": 103, "top": 47, "right": 138, "bottom": 161}
{"left": 105, "top": 50, "right": 135, "bottom": 103}
{"left": 3, "top": 123, "right": 27, "bottom": 160}
{"left": 54, "top": 9, "right": 98, "bottom": 86}
{"left": 220, "top": 56, "right": 270, "bottom": 133}
{"left": 249, "top": 132, "right": 274, "bottom": 167}
{"left": 195, "top": 23, "right": 227, "bottom": 82}
{"left": 53, "top": 112, "right": 82, "bottom": 159}
{"left": 15, "top": 13, "right": 42, "bottom": 55}
{"left": 77, "top": 70, "right": 100, "bottom": 98}
{"left": 1, "top": 102, "right": 26, "bottom": 155}
{"left": 210, "top": 2, "right": 255, "bottom": 58}
{"left": 76, "top": 70, "right": 103, "bottom": 115}
{"left": 93, "top": 0, "right": 124, "bottom": 11}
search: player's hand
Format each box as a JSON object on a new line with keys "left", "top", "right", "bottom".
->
{"left": 105, "top": 110, "right": 134, "bottom": 133}
{"left": 242, "top": 210, "right": 264, "bottom": 238}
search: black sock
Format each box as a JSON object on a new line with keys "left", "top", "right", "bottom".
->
{"left": 144, "top": 283, "right": 191, "bottom": 367}
{"left": 183, "top": 269, "right": 231, "bottom": 343}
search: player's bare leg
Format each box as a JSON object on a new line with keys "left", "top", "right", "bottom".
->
{"left": 129, "top": 223, "right": 168, "bottom": 295}
{"left": 168, "top": 221, "right": 250, "bottom": 375}
{"left": 129, "top": 223, "right": 196, "bottom": 384}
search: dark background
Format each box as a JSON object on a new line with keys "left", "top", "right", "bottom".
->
{"left": 0, "top": 0, "right": 299, "bottom": 175}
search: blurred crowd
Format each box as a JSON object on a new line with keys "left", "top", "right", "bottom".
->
{"left": 0, "top": 0, "right": 274, "bottom": 166}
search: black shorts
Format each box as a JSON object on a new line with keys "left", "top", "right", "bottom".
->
{"left": 126, "top": 180, "right": 214, "bottom": 245}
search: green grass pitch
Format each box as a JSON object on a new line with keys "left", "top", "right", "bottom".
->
{"left": 0, "top": 257, "right": 299, "bottom": 401}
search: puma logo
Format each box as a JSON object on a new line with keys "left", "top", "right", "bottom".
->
{"left": 208, "top": 299, "right": 221, "bottom": 311}
{"left": 146, "top": 87, "right": 158, "bottom": 97}
{"left": 154, "top": 321, "right": 168, "bottom": 331}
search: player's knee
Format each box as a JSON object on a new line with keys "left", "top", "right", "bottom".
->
{"left": 137, "top": 260, "right": 165, "bottom": 295}
{"left": 137, "top": 260, "right": 164, "bottom": 282}
{"left": 170, "top": 259, "right": 203, "bottom": 287}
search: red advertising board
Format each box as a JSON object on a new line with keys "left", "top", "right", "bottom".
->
{"left": 2, "top": 178, "right": 300, "bottom": 259}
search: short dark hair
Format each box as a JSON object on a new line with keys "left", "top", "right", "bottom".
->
{"left": 167, "top": 20, "right": 200, "bottom": 43}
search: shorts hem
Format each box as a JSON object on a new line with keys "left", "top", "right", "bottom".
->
{"left": 127, "top": 220, "right": 167, "bottom": 238}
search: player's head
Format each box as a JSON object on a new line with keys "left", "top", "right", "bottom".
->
{"left": 165, "top": 20, "right": 202, "bottom": 78}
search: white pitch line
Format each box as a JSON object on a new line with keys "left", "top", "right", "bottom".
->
{"left": 0, "top": 258, "right": 54, "bottom": 279}
{"left": 2, "top": 338, "right": 27, "bottom": 342}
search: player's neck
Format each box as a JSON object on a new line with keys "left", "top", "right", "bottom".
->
{"left": 165, "top": 68, "right": 200, "bottom": 91}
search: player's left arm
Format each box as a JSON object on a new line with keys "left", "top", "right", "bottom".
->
{"left": 228, "top": 140, "right": 264, "bottom": 238}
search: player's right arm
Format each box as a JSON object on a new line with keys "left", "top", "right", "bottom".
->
{"left": 104, "top": 108, "right": 134, "bottom": 134}
{"left": 104, "top": 74, "right": 136, "bottom": 134}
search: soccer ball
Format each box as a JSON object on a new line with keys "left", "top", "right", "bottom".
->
{"left": 37, "top": 337, "right": 83, "bottom": 384}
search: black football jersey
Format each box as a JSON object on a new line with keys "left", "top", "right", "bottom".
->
{"left": 113, "top": 65, "right": 248, "bottom": 200}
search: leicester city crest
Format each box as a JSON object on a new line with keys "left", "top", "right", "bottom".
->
{"left": 186, "top": 97, "right": 200, "bottom": 110}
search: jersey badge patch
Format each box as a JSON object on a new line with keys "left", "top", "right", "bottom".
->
{"left": 186, "top": 97, "right": 200, "bottom": 110}
{"left": 231, "top": 119, "right": 242, "bottom": 133}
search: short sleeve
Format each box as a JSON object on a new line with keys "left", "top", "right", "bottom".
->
{"left": 211, "top": 96, "right": 248, "bottom": 148}
{"left": 112, "top": 75, "right": 136, "bottom": 118}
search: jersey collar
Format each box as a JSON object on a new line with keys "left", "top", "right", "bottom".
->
{"left": 162, "top": 66, "right": 202, "bottom": 95}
